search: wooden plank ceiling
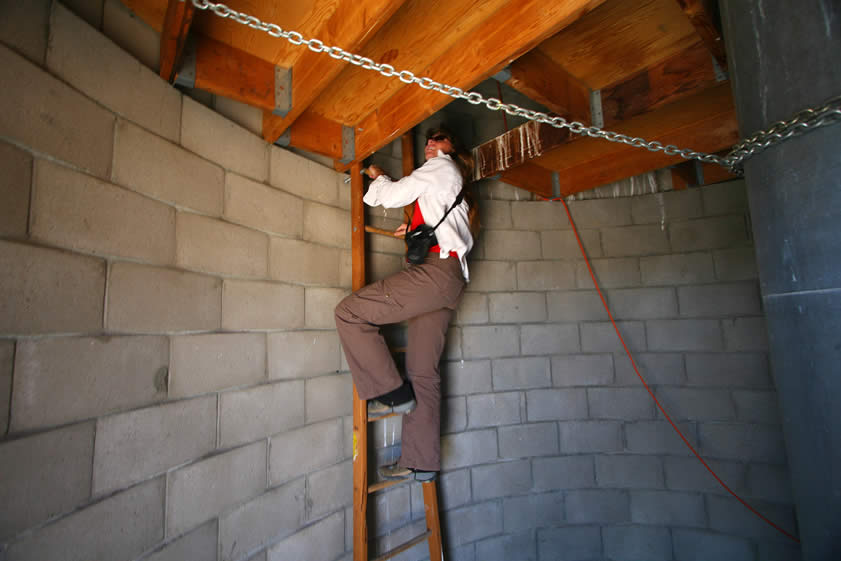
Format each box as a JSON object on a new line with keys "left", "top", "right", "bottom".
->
{"left": 121, "top": 0, "right": 737, "bottom": 196}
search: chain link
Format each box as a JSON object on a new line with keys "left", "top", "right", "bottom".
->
{"left": 190, "top": 0, "right": 841, "bottom": 175}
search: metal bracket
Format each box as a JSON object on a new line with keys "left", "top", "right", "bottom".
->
{"left": 274, "top": 130, "right": 290, "bottom": 147}
{"left": 173, "top": 36, "right": 197, "bottom": 89}
{"left": 712, "top": 56, "right": 729, "bottom": 83}
{"left": 492, "top": 66, "right": 512, "bottom": 83}
{"left": 273, "top": 66, "right": 292, "bottom": 116}
{"left": 590, "top": 90, "right": 604, "bottom": 128}
{"left": 340, "top": 126, "right": 355, "bottom": 164}
{"left": 552, "top": 171, "right": 561, "bottom": 198}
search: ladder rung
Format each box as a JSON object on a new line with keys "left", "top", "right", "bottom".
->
{"left": 367, "top": 478, "right": 406, "bottom": 494}
{"left": 367, "top": 411, "right": 400, "bottom": 423}
{"left": 364, "top": 225, "right": 403, "bottom": 238}
{"left": 371, "top": 530, "right": 433, "bottom": 561}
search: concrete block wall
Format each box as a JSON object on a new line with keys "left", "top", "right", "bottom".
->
{"left": 0, "top": 3, "right": 353, "bottom": 560}
{"left": 367, "top": 178, "right": 798, "bottom": 561}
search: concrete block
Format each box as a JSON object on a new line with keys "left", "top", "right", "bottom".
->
{"left": 0, "top": 341, "right": 11, "bottom": 435}
{"left": 565, "top": 489, "right": 629, "bottom": 523}
{"left": 641, "top": 253, "right": 716, "bottom": 285}
{"left": 707, "top": 495, "right": 797, "bottom": 540}
{"left": 268, "top": 331, "right": 341, "bottom": 380}
{"left": 442, "top": 360, "right": 492, "bottom": 395}
{"left": 603, "top": 525, "right": 671, "bottom": 561}
{"left": 0, "top": 142, "right": 31, "bottom": 239}
{"left": 455, "top": 293, "right": 488, "bottom": 325}
{"left": 48, "top": 3, "right": 180, "bottom": 142}
{"left": 102, "top": 0, "right": 160, "bottom": 71}
{"left": 516, "top": 261, "right": 576, "bottom": 290}
{"left": 467, "top": 392, "right": 522, "bottom": 428}
{"left": 481, "top": 230, "right": 541, "bottom": 260}
{"left": 537, "top": 526, "right": 601, "bottom": 561}
{"left": 503, "top": 492, "right": 564, "bottom": 532}
{"left": 471, "top": 459, "right": 531, "bottom": 501}
{"left": 747, "top": 464, "right": 793, "bottom": 504}
{"left": 588, "top": 387, "right": 656, "bottom": 419}
{"left": 303, "top": 202, "right": 350, "bottom": 249}
{"left": 511, "top": 201, "right": 567, "bottom": 230}
{"left": 559, "top": 420, "right": 622, "bottom": 453}
{"left": 541, "top": 228, "right": 602, "bottom": 260}
{"left": 576, "top": 257, "right": 641, "bottom": 288}
{"left": 581, "top": 320, "right": 646, "bottom": 352}
{"left": 308, "top": 460, "right": 351, "bottom": 520}
{"left": 32, "top": 160, "right": 175, "bottom": 264}
{"left": 670, "top": 215, "right": 749, "bottom": 252}
{"left": 306, "top": 287, "right": 348, "bottom": 328}
{"left": 370, "top": 519, "right": 425, "bottom": 561}
{"left": 93, "top": 396, "right": 216, "bottom": 494}
{"left": 722, "top": 317, "right": 768, "bottom": 351}
{"left": 305, "top": 373, "right": 352, "bottom": 422}
{"left": 222, "top": 279, "right": 305, "bottom": 330}
{"left": 569, "top": 197, "right": 633, "bottom": 228}
{"left": 225, "top": 173, "right": 303, "bottom": 237}
{"left": 339, "top": 250, "right": 352, "bottom": 288}
{"left": 443, "top": 396, "right": 467, "bottom": 433}
{"left": 106, "top": 262, "right": 221, "bottom": 332}
{"left": 679, "top": 282, "right": 761, "bottom": 317}
{"left": 625, "top": 421, "right": 698, "bottom": 455}
{"left": 0, "top": 0, "right": 50, "bottom": 64}
{"left": 0, "top": 44, "right": 115, "bottom": 177}
{"left": 480, "top": 177, "right": 532, "bottom": 201}
{"left": 631, "top": 189, "right": 703, "bottom": 224}
{"left": 220, "top": 381, "right": 305, "bottom": 448}
{"left": 606, "top": 287, "right": 678, "bottom": 319}
{"left": 167, "top": 441, "right": 267, "bottom": 537}
{"left": 546, "top": 290, "right": 608, "bottom": 322}
{"left": 0, "top": 422, "right": 94, "bottom": 539}
{"left": 170, "top": 333, "right": 266, "bottom": 398}
{"left": 601, "top": 225, "right": 671, "bottom": 257}
{"left": 654, "top": 387, "right": 735, "bottom": 421}
{"left": 212, "top": 95, "right": 262, "bottom": 136}
{"left": 672, "top": 529, "right": 754, "bottom": 561}
{"left": 647, "top": 319, "right": 723, "bottom": 351}
{"left": 366, "top": 252, "right": 404, "bottom": 280}
{"left": 521, "top": 323, "right": 579, "bottom": 355}
{"left": 11, "top": 335, "right": 167, "bottom": 431}
{"left": 499, "top": 423, "right": 559, "bottom": 458}
{"left": 533, "top": 456, "right": 595, "bottom": 490}
{"left": 61, "top": 0, "right": 103, "bottom": 29}
{"left": 433, "top": 469, "right": 471, "bottom": 512}
{"left": 630, "top": 490, "right": 705, "bottom": 527}
{"left": 733, "top": 390, "right": 781, "bottom": 424}
{"left": 596, "top": 455, "right": 663, "bottom": 489}
{"left": 492, "top": 357, "right": 550, "bottom": 390}
{"left": 758, "top": 544, "right": 802, "bottom": 561}
{"left": 267, "top": 510, "right": 344, "bottom": 561}
{"left": 143, "top": 520, "right": 218, "bottom": 561}
{"left": 552, "top": 354, "right": 614, "bottom": 386}
{"left": 615, "top": 352, "right": 685, "bottom": 386}
{"left": 269, "top": 419, "right": 343, "bottom": 484}
{"left": 441, "top": 429, "right": 498, "bottom": 470}
{"left": 442, "top": 502, "right": 503, "bottom": 548}
{"left": 269, "top": 238, "right": 341, "bottom": 286}
{"left": 714, "top": 247, "right": 759, "bottom": 281}
{"left": 176, "top": 212, "right": 268, "bottom": 278}
{"left": 526, "top": 388, "right": 587, "bottom": 421}
{"left": 113, "top": 120, "right": 223, "bottom": 216}
{"left": 476, "top": 531, "right": 536, "bottom": 561}
{"left": 4, "top": 477, "right": 164, "bottom": 561}
{"left": 0, "top": 240, "right": 105, "bottom": 335}
{"left": 699, "top": 423, "right": 786, "bottom": 463}
{"left": 479, "top": 200, "right": 512, "bottom": 229}
{"left": 664, "top": 456, "right": 746, "bottom": 495}
{"left": 489, "top": 292, "right": 547, "bottom": 323}
{"left": 702, "top": 180, "right": 748, "bottom": 215}
{"left": 465, "top": 261, "right": 516, "bottom": 292}
{"left": 182, "top": 97, "right": 268, "bottom": 182}
{"left": 369, "top": 485, "right": 411, "bottom": 537}
{"left": 269, "top": 146, "right": 340, "bottom": 207}
{"left": 462, "top": 325, "right": 519, "bottom": 359}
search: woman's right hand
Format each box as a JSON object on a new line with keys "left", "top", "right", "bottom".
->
{"left": 365, "top": 165, "right": 385, "bottom": 179}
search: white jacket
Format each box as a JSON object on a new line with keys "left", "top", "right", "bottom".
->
{"left": 363, "top": 151, "right": 474, "bottom": 281}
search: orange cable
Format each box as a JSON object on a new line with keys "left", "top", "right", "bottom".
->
{"left": 542, "top": 194, "right": 800, "bottom": 544}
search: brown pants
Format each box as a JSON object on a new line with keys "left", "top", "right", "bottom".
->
{"left": 334, "top": 255, "right": 465, "bottom": 471}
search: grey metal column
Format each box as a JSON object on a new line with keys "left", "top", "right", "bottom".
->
{"left": 719, "top": 2, "right": 840, "bottom": 560}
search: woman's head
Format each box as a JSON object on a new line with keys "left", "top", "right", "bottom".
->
{"left": 424, "top": 126, "right": 458, "bottom": 161}
{"left": 424, "top": 125, "right": 480, "bottom": 237}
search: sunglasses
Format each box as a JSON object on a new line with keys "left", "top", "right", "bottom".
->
{"left": 428, "top": 134, "right": 450, "bottom": 142}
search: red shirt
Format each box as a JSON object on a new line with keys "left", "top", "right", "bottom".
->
{"left": 410, "top": 201, "right": 458, "bottom": 258}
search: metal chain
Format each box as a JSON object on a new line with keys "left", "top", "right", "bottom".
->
{"left": 190, "top": 0, "right": 841, "bottom": 175}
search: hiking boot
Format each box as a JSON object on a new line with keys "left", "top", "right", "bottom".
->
{"left": 378, "top": 462, "right": 437, "bottom": 482}
{"left": 367, "top": 397, "right": 416, "bottom": 419}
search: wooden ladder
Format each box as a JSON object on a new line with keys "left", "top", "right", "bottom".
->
{"left": 349, "top": 137, "right": 444, "bottom": 561}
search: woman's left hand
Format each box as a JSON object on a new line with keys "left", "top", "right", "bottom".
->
{"left": 365, "top": 165, "right": 385, "bottom": 179}
{"left": 394, "top": 223, "right": 408, "bottom": 236}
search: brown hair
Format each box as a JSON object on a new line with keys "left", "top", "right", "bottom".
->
{"left": 426, "top": 126, "right": 480, "bottom": 237}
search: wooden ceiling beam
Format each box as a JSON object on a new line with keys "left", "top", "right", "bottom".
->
{"left": 351, "top": 0, "right": 609, "bottom": 165}
{"left": 504, "top": 49, "right": 591, "bottom": 123}
{"left": 473, "top": 121, "right": 569, "bottom": 181}
{"left": 260, "top": 0, "right": 408, "bottom": 144}
{"left": 159, "top": 0, "right": 195, "bottom": 82}
{"left": 675, "top": 0, "right": 727, "bottom": 69}
{"left": 499, "top": 163, "right": 555, "bottom": 199}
